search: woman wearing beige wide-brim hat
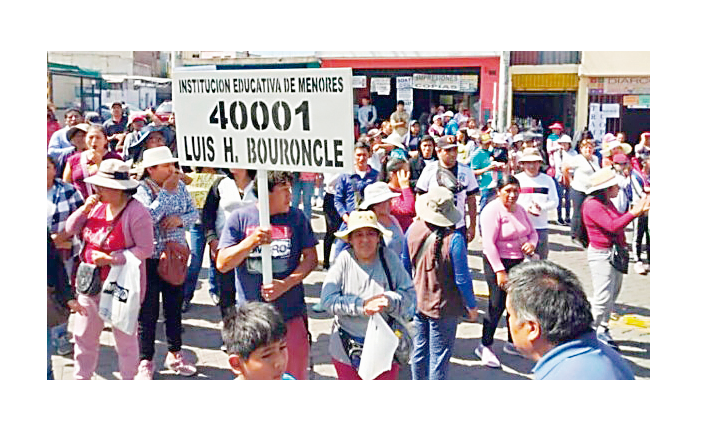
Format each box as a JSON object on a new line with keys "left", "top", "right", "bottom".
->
{"left": 402, "top": 187, "right": 478, "bottom": 380}
{"left": 320, "top": 210, "right": 415, "bottom": 380}
{"left": 133, "top": 146, "right": 200, "bottom": 379}
{"left": 601, "top": 138, "right": 633, "bottom": 168}
{"left": 64, "top": 159, "right": 154, "bottom": 379}
{"left": 357, "top": 182, "right": 406, "bottom": 256}
{"left": 580, "top": 167, "right": 649, "bottom": 351}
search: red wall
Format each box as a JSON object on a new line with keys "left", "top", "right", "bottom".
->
{"left": 320, "top": 56, "right": 500, "bottom": 117}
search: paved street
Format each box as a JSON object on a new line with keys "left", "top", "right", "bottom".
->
{"left": 51, "top": 205, "right": 650, "bottom": 380}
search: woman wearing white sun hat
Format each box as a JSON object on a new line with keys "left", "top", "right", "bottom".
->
{"left": 133, "top": 146, "right": 199, "bottom": 379}
{"left": 64, "top": 159, "right": 154, "bottom": 379}
{"left": 580, "top": 167, "right": 650, "bottom": 351}
{"left": 320, "top": 210, "right": 415, "bottom": 380}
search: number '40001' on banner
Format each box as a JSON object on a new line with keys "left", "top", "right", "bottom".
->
{"left": 172, "top": 67, "right": 355, "bottom": 174}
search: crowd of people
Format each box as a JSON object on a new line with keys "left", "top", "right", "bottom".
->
{"left": 47, "top": 98, "right": 650, "bottom": 380}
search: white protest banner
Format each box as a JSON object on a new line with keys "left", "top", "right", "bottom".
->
{"left": 172, "top": 68, "right": 354, "bottom": 174}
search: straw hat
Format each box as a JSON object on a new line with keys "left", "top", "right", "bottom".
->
{"left": 415, "top": 186, "right": 462, "bottom": 227}
{"left": 358, "top": 182, "right": 401, "bottom": 210}
{"left": 84, "top": 159, "right": 140, "bottom": 190}
{"left": 518, "top": 147, "right": 544, "bottom": 163}
{"left": 587, "top": 167, "right": 621, "bottom": 194}
{"left": 333, "top": 210, "right": 392, "bottom": 242}
{"left": 384, "top": 132, "right": 406, "bottom": 150}
{"left": 601, "top": 139, "right": 633, "bottom": 156}
{"left": 140, "top": 146, "right": 178, "bottom": 168}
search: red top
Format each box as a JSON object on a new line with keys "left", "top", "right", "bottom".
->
{"left": 82, "top": 203, "right": 127, "bottom": 281}
{"left": 66, "top": 151, "right": 123, "bottom": 199}
{"left": 582, "top": 197, "right": 635, "bottom": 249}
{"left": 390, "top": 186, "right": 416, "bottom": 233}
{"left": 47, "top": 121, "right": 61, "bottom": 146}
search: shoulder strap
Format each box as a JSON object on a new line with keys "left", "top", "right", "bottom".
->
{"left": 378, "top": 245, "right": 394, "bottom": 291}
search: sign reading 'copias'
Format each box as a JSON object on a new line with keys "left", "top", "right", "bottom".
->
{"left": 173, "top": 68, "right": 354, "bottom": 173}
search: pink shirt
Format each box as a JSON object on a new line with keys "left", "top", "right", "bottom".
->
{"left": 480, "top": 198, "right": 538, "bottom": 273}
{"left": 582, "top": 197, "right": 635, "bottom": 249}
{"left": 390, "top": 186, "right": 415, "bottom": 232}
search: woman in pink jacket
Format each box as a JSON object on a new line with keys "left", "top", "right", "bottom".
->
{"left": 380, "top": 157, "right": 416, "bottom": 233}
{"left": 477, "top": 175, "right": 538, "bottom": 368}
{"left": 65, "top": 159, "right": 153, "bottom": 379}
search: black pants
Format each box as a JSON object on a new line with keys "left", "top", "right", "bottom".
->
{"left": 139, "top": 258, "right": 184, "bottom": 361}
{"left": 323, "top": 193, "right": 342, "bottom": 268}
{"left": 570, "top": 188, "right": 588, "bottom": 240}
{"left": 481, "top": 256, "right": 524, "bottom": 347}
{"left": 634, "top": 214, "right": 650, "bottom": 262}
{"left": 216, "top": 268, "right": 236, "bottom": 319}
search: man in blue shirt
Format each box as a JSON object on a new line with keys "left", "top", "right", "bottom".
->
{"left": 506, "top": 260, "right": 635, "bottom": 380}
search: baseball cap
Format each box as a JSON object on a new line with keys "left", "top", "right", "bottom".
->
{"left": 436, "top": 135, "right": 458, "bottom": 150}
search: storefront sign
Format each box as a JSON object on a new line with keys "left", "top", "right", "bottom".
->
{"left": 626, "top": 94, "right": 650, "bottom": 109}
{"left": 172, "top": 68, "right": 354, "bottom": 173}
{"left": 588, "top": 103, "right": 606, "bottom": 142}
{"left": 604, "top": 76, "right": 650, "bottom": 95}
{"left": 413, "top": 74, "right": 460, "bottom": 91}
{"left": 371, "top": 77, "right": 390, "bottom": 95}
{"left": 352, "top": 75, "right": 367, "bottom": 88}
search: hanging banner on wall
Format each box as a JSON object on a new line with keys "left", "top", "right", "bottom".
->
{"left": 352, "top": 75, "right": 367, "bottom": 88}
{"left": 601, "top": 103, "right": 621, "bottom": 118}
{"left": 412, "top": 74, "right": 460, "bottom": 91}
{"left": 371, "top": 78, "right": 391, "bottom": 95}
{"left": 459, "top": 75, "right": 479, "bottom": 93}
{"left": 396, "top": 76, "right": 413, "bottom": 115}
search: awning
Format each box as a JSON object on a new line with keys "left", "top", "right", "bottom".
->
{"left": 47, "top": 62, "right": 102, "bottom": 80}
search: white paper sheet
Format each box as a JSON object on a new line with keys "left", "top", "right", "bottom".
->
{"left": 357, "top": 313, "right": 399, "bottom": 380}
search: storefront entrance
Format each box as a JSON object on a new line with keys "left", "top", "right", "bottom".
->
{"left": 512, "top": 92, "right": 576, "bottom": 138}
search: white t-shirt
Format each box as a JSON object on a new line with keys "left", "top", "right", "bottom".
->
{"left": 567, "top": 154, "right": 600, "bottom": 193}
{"left": 415, "top": 161, "right": 479, "bottom": 229}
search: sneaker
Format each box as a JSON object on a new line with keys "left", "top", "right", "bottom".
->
{"left": 209, "top": 292, "right": 220, "bottom": 306}
{"left": 474, "top": 344, "right": 501, "bottom": 368}
{"left": 135, "top": 360, "right": 154, "bottom": 380}
{"left": 165, "top": 351, "right": 197, "bottom": 376}
{"left": 644, "top": 263, "right": 650, "bottom": 272}
{"left": 311, "top": 302, "right": 326, "bottom": 313}
{"left": 182, "top": 300, "right": 191, "bottom": 313}
{"left": 634, "top": 261, "right": 647, "bottom": 275}
{"left": 557, "top": 218, "right": 565, "bottom": 225}
{"left": 502, "top": 342, "right": 521, "bottom": 356}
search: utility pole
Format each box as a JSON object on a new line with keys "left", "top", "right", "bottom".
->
{"left": 497, "top": 51, "right": 510, "bottom": 132}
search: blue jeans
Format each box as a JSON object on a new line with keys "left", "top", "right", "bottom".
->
{"left": 479, "top": 189, "right": 496, "bottom": 213}
{"left": 411, "top": 313, "right": 459, "bottom": 380}
{"left": 47, "top": 327, "right": 54, "bottom": 380}
{"left": 292, "top": 178, "right": 315, "bottom": 219}
{"left": 183, "top": 223, "right": 217, "bottom": 302}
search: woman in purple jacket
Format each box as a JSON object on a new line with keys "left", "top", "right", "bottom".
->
{"left": 477, "top": 175, "right": 538, "bottom": 369}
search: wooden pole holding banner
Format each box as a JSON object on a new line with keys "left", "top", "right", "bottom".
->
{"left": 257, "top": 172, "right": 273, "bottom": 286}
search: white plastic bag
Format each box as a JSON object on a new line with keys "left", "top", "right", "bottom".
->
{"left": 98, "top": 251, "right": 141, "bottom": 335}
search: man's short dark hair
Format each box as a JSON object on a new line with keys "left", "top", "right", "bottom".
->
{"left": 221, "top": 302, "right": 287, "bottom": 360}
{"left": 65, "top": 108, "right": 82, "bottom": 116}
{"left": 354, "top": 140, "right": 371, "bottom": 152}
{"left": 251, "top": 170, "right": 292, "bottom": 198}
{"left": 397, "top": 100, "right": 405, "bottom": 106}
{"left": 507, "top": 260, "right": 594, "bottom": 346}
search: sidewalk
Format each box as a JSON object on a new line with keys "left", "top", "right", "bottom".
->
{"left": 51, "top": 206, "right": 650, "bottom": 380}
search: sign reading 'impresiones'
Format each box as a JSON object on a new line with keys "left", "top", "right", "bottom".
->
{"left": 173, "top": 68, "right": 354, "bottom": 173}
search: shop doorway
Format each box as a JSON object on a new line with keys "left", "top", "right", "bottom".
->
{"left": 622, "top": 107, "right": 650, "bottom": 146}
{"left": 512, "top": 92, "right": 577, "bottom": 138}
